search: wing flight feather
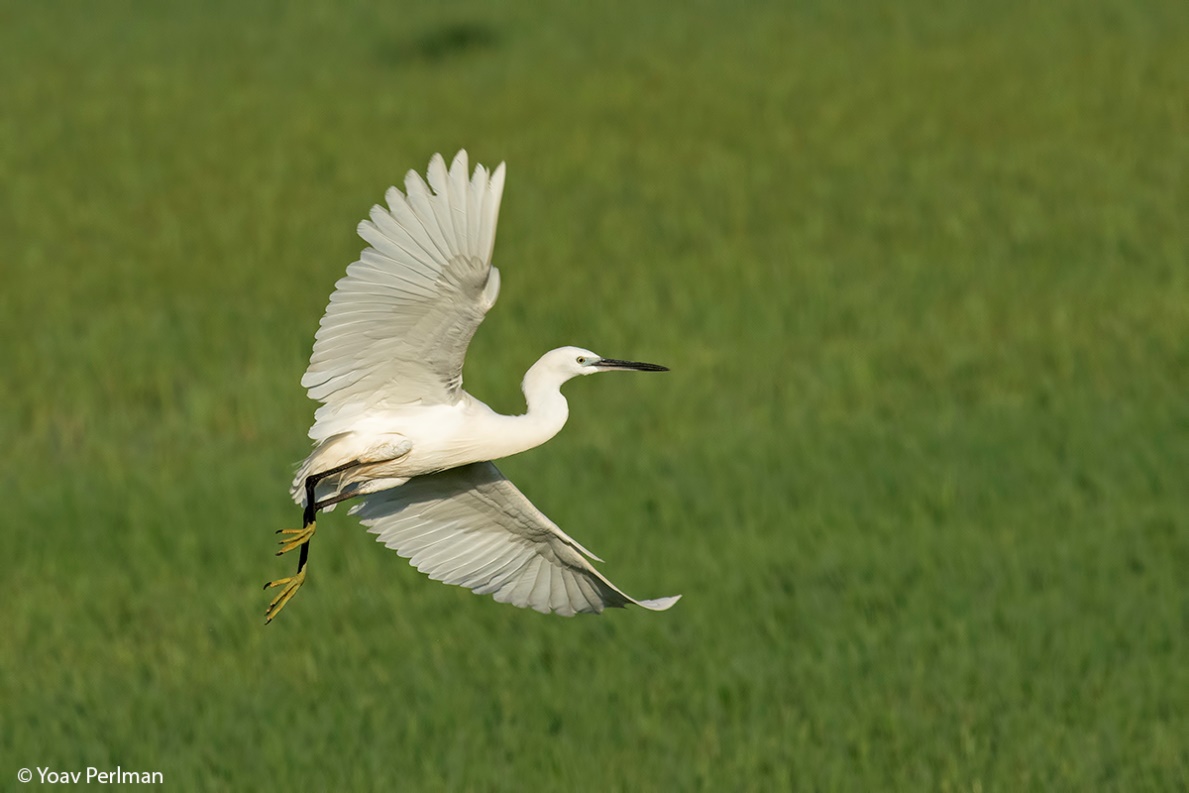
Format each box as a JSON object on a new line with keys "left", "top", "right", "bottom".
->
{"left": 350, "top": 462, "right": 681, "bottom": 615}
{"left": 302, "top": 151, "right": 506, "bottom": 440}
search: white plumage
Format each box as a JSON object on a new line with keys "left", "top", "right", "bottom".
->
{"left": 265, "top": 151, "right": 679, "bottom": 620}
{"left": 355, "top": 462, "right": 679, "bottom": 615}
{"left": 301, "top": 155, "right": 505, "bottom": 434}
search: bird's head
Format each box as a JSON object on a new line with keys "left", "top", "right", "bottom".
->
{"left": 535, "top": 346, "right": 669, "bottom": 383}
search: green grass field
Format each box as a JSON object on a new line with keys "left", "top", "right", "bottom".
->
{"left": 2, "top": 1, "right": 1186, "bottom": 789}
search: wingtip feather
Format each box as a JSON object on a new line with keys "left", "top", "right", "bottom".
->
{"left": 635, "top": 594, "right": 682, "bottom": 611}
{"left": 450, "top": 149, "right": 469, "bottom": 174}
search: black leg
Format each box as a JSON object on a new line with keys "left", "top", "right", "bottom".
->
{"left": 293, "top": 458, "right": 362, "bottom": 572}
{"left": 311, "top": 490, "right": 361, "bottom": 513}
{"left": 303, "top": 478, "right": 317, "bottom": 527}
{"left": 303, "top": 458, "right": 364, "bottom": 523}
{"left": 265, "top": 456, "right": 396, "bottom": 622}
{"left": 296, "top": 537, "right": 311, "bottom": 574}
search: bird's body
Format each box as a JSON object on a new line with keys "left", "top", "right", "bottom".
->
{"left": 290, "top": 349, "right": 579, "bottom": 506}
{"left": 264, "top": 151, "right": 679, "bottom": 621}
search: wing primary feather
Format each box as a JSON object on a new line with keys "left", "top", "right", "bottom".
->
{"left": 428, "top": 153, "right": 461, "bottom": 255}
{"left": 559, "top": 571, "right": 586, "bottom": 613}
{"left": 363, "top": 210, "right": 443, "bottom": 274}
{"left": 382, "top": 186, "right": 449, "bottom": 266}
{"left": 467, "top": 164, "right": 487, "bottom": 254}
{"left": 480, "top": 163, "right": 506, "bottom": 263}
{"left": 424, "top": 153, "right": 462, "bottom": 257}
{"left": 548, "top": 566, "right": 571, "bottom": 614}
{"left": 507, "top": 556, "right": 546, "bottom": 608}
{"left": 403, "top": 167, "right": 453, "bottom": 263}
{"left": 361, "top": 209, "right": 440, "bottom": 270}
{"left": 528, "top": 561, "right": 554, "bottom": 614}
{"left": 573, "top": 576, "right": 607, "bottom": 614}
{"left": 449, "top": 151, "right": 471, "bottom": 258}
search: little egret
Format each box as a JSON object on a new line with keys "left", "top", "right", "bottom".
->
{"left": 264, "top": 151, "right": 680, "bottom": 622}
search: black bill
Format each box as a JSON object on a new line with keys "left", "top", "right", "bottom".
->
{"left": 594, "top": 358, "right": 670, "bottom": 372}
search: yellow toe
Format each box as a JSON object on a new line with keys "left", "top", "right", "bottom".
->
{"left": 264, "top": 569, "right": 307, "bottom": 623}
{"left": 275, "top": 522, "right": 316, "bottom": 555}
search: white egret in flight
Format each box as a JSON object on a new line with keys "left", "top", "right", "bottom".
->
{"left": 265, "top": 151, "right": 680, "bottom": 622}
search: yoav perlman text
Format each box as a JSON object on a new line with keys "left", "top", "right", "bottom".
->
{"left": 26, "top": 766, "right": 163, "bottom": 784}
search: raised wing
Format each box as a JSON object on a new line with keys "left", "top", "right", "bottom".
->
{"left": 302, "top": 151, "right": 505, "bottom": 440}
{"left": 350, "top": 462, "right": 681, "bottom": 616}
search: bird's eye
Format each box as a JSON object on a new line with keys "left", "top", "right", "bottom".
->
{"left": 576, "top": 356, "right": 589, "bottom": 364}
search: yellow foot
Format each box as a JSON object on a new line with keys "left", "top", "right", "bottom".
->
{"left": 275, "top": 522, "right": 316, "bottom": 555}
{"left": 263, "top": 568, "right": 307, "bottom": 624}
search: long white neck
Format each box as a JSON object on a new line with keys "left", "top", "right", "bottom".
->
{"left": 519, "top": 360, "right": 572, "bottom": 443}
{"left": 480, "top": 360, "right": 571, "bottom": 462}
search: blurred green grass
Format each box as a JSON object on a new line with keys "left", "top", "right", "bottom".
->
{"left": 2, "top": 0, "right": 1186, "bottom": 789}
